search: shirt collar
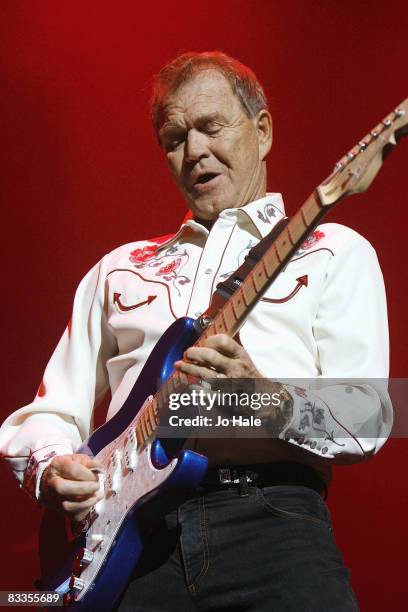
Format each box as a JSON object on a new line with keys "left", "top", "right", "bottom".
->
{"left": 156, "top": 193, "right": 286, "bottom": 251}
{"left": 231, "top": 193, "right": 285, "bottom": 238}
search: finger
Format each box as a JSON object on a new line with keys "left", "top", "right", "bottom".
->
{"left": 53, "top": 458, "right": 100, "bottom": 482}
{"left": 73, "top": 453, "right": 103, "bottom": 470}
{"left": 174, "top": 359, "right": 227, "bottom": 380}
{"left": 183, "top": 347, "right": 229, "bottom": 373}
{"left": 50, "top": 476, "right": 100, "bottom": 498}
{"left": 62, "top": 492, "right": 104, "bottom": 515}
{"left": 203, "top": 334, "right": 242, "bottom": 358}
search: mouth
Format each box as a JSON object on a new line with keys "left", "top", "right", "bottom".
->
{"left": 192, "top": 172, "right": 222, "bottom": 191}
{"left": 195, "top": 172, "right": 219, "bottom": 184}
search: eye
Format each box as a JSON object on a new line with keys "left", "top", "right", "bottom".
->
{"left": 203, "top": 123, "right": 222, "bottom": 136}
{"left": 165, "top": 139, "right": 183, "bottom": 152}
{"left": 161, "top": 131, "right": 186, "bottom": 152}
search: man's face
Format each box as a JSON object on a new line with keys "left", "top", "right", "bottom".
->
{"left": 158, "top": 70, "right": 271, "bottom": 220}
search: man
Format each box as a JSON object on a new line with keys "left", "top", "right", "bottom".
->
{"left": 0, "top": 52, "right": 391, "bottom": 610}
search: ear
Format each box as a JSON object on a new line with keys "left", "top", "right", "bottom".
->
{"left": 255, "top": 109, "right": 273, "bottom": 160}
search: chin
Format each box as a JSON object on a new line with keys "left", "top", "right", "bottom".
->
{"left": 188, "top": 194, "right": 234, "bottom": 221}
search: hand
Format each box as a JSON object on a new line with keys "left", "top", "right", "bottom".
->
{"left": 40, "top": 453, "right": 104, "bottom": 522}
{"left": 173, "top": 334, "right": 291, "bottom": 429}
{"left": 174, "top": 334, "right": 263, "bottom": 380}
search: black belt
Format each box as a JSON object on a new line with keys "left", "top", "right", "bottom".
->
{"left": 196, "top": 461, "right": 327, "bottom": 498}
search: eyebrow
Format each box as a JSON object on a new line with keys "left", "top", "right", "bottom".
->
{"left": 160, "top": 112, "right": 226, "bottom": 135}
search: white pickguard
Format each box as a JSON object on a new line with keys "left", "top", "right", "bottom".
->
{"left": 61, "top": 408, "right": 178, "bottom": 602}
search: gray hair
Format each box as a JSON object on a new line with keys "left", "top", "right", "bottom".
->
{"left": 151, "top": 51, "right": 268, "bottom": 133}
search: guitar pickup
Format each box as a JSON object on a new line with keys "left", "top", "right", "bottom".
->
{"left": 124, "top": 427, "right": 138, "bottom": 471}
{"left": 105, "top": 450, "right": 123, "bottom": 494}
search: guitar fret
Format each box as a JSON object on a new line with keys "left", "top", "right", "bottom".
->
{"left": 148, "top": 403, "right": 158, "bottom": 430}
{"left": 231, "top": 295, "right": 240, "bottom": 319}
{"left": 286, "top": 223, "right": 295, "bottom": 245}
{"left": 215, "top": 316, "right": 226, "bottom": 334}
{"left": 143, "top": 410, "right": 153, "bottom": 436}
{"left": 139, "top": 413, "right": 149, "bottom": 440}
{"left": 292, "top": 210, "right": 307, "bottom": 240}
{"left": 302, "top": 193, "right": 322, "bottom": 225}
{"left": 276, "top": 233, "right": 291, "bottom": 262}
{"left": 222, "top": 302, "right": 237, "bottom": 332}
{"left": 221, "top": 310, "right": 229, "bottom": 333}
{"left": 242, "top": 276, "right": 256, "bottom": 305}
{"left": 233, "top": 289, "right": 246, "bottom": 318}
{"left": 300, "top": 206, "right": 308, "bottom": 229}
{"left": 263, "top": 248, "right": 279, "bottom": 277}
{"left": 136, "top": 424, "right": 144, "bottom": 448}
{"left": 147, "top": 399, "right": 157, "bottom": 428}
{"left": 146, "top": 410, "right": 154, "bottom": 435}
{"left": 261, "top": 257, "right": 270, "bottom": 279}
{"left": 252, "top": 263, "right": 267, "bottom": 292}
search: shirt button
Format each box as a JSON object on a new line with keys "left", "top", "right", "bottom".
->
{"left": 205, "top": 268, "right": 212, "bottom": 274}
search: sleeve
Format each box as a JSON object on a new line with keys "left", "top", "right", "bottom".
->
{"left": 280, "top": 233, "right": 393, "bottom": 464}
{"left": 0, "top": 254, "right": 118, "bottom": 501}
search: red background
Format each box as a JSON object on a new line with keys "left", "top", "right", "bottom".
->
{"left": 1, "top": 1, "right": 407, "bottom": 608}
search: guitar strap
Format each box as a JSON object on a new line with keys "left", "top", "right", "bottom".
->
{"left": 202, "top": 216, "right": 291, "bottom": 322}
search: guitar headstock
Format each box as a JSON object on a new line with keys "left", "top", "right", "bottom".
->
{"left": 318, "top": 98, "right": 408, "bottom": 206}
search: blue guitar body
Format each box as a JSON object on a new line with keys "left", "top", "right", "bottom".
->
{"left": 38, "top": 317, "right": 208, "bottom": 610}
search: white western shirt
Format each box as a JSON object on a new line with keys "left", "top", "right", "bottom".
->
{"left": 0, "top": 194, "right": 392, "bottom": 498}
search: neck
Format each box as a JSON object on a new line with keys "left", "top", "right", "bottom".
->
{"left": 193, "top": 217, "right": 216, "bottom": 231}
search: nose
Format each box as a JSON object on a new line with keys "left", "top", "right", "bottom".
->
{"left": 184, "top": 129, "right": 210, "bottom": 163}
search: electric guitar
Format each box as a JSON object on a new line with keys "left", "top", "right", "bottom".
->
{"left": 38, "top": 98, "right": 408, "bottom": 609}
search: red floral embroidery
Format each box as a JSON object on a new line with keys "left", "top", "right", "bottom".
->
{"left": 156, "top": 258, "right": 181, "bottom": 276}
{"left": 129, "top": 244, "right": 158, "bottom": 264}
{"left": 300, "top": 230, "right": 325, "bottom": 250}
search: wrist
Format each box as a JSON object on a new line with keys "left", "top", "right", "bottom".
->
{"left": 255, "top": 380, "right": 294, "bottom": 435}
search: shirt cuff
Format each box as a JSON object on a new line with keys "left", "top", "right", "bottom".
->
{"left": 279, "top": 384, "right": 363, "bottom": 460}
{"left": 23, "top": 443, "right": 73, "bottom": 502}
